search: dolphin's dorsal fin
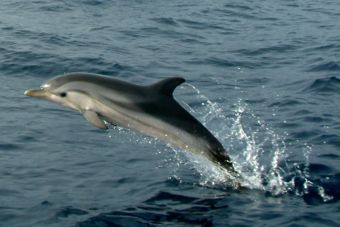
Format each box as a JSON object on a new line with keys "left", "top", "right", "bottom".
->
{"left": 150, "top": 77, "right": 185, "bottom": 97}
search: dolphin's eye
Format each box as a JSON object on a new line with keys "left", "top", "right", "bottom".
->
{"left": 60, "top": 92, "right": 67, "bottom": 97}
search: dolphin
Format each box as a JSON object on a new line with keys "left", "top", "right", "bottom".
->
{"left": 24, "top": 72, "right": 235, "bottom": 173}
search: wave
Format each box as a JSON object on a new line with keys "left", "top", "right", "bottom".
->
{"left": 235, "top": 44, "right": 298, "bottom": 56}
{"left": 151, "top": 17, "right": 179, "bottom": 27}
{"left": 185, "top": 57, "right": 259, "bottom": 69}
{"left": 308, "top": 61, "right": 340, "bottom": 72}
{"left": 1, "top": 47, "right": 133, "bottom": 77}
{"left": 77, "top": 191, "right": 219, "bottom": 226}
{"left": 304, "top": 76, "right": 340, "bottom": 94}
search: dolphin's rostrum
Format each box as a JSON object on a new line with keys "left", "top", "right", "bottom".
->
{"left": 25, "top": 73, "right": 236, "bottom": 174}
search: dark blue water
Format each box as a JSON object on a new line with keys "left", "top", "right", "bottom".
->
{"left": 1, "top": 0, "right": 339, "bottom": 226}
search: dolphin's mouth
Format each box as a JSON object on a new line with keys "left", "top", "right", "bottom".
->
{"left": 24, "top": 88, "right": 48, "bottom": 97}
{"left": 25, "top": 87, "right": 79, "bottom": 111}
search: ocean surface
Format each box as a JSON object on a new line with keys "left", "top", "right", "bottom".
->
{"left": 1, "top": 0, "right": 339, "bottom": 226}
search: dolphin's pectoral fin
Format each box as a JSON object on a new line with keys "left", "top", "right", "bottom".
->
{"left": 83, "top": 110, "right": 108, "bottom": 129}
{"left": 149, "top": 77, "right": 185, "bottom": 97}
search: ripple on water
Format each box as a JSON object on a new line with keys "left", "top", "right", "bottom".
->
{"left": 76, "top": 191, "right": 222, "bottom": 226}
{"left": 56, "top": 206, "right": 88, "bottom": 218}
{"left": 304, "top": 76, "right": 340, "bottom": 94}
{"left": 269, "top": 99, "right": 303, "bottom": 108}
{"left": 1, "top": 50, "right": 67, "bottom": 75}
{"left": 178, "top": 19, "right": 226, "bottom": 31}
{"left": 315, "top": 134, "right": 340, "bottom": 147}
{"left": 82, "top": 0, "right": 106, "bottom": 6}
{"left": 152, "top": 17, "right": 179, "bottom": 27}
{"left": 308, "top": 62, "right": 340, "bottom": 72}
{"left": 38, "top": 3, "right": 73, "bottom": 12}
{"left": 0, "top": 143, "right": 21, "bottom": 151}
{"left": 308, "top": 163, "right": 334, "bottom": 175}
{"left": 318, "top": 154, "right": 340, "bottom": 160}
{"left": 235, "top": 44, "right": 298, "bottom": 56}
{"left": 0, "top": 189, "right": 21, "bottom": 196}
{"left": 186, "top": 57, "right": 259, "bottom": 69}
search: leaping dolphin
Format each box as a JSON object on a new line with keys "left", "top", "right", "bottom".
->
{"left": 25, "top": 72, "right": 235, "bottom": 173}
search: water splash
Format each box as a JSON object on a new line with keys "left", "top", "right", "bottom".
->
{"left": 285, "top": 145, "right": 334, "bottom": 203}
{"left": 180, "top": 84, "right": 288, "bottom": 193}
{"left": 228, "top": 101, "right": 288, "bottom": 194}
{"left": 178, "top": 83, "right": 333, "bottom": 202}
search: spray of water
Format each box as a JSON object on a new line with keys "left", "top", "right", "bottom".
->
{"left": 177, "top": 83, "right": 333, "bottom": 201}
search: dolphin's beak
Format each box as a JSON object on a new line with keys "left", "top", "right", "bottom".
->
{"left": 24, "top": 88, "right": 48, "bottom": 98}
{"left": 24, "top": 87, "right": 76, "bottom": 110}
